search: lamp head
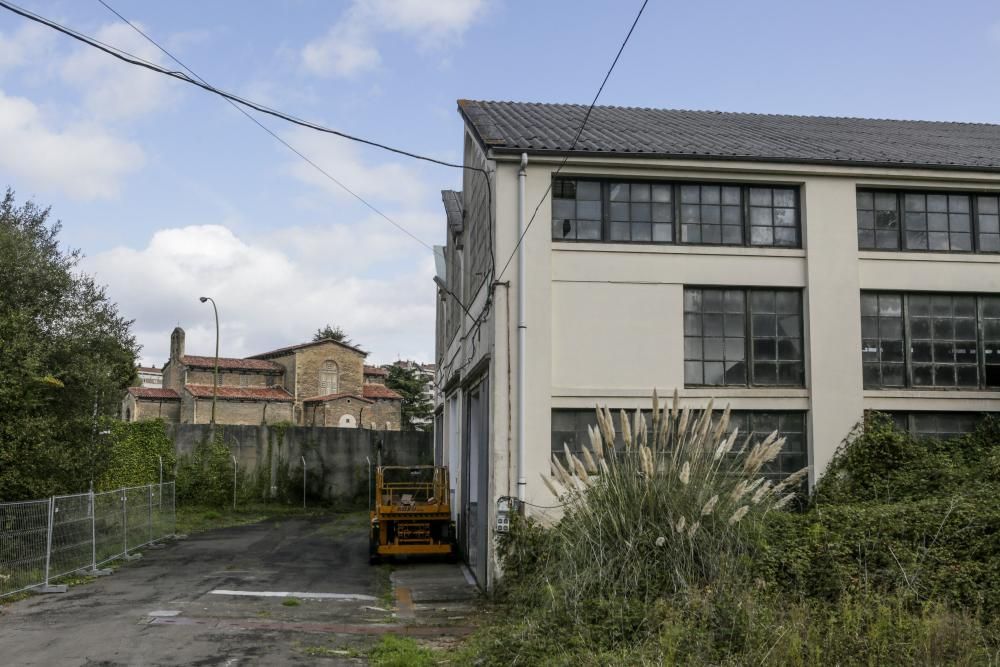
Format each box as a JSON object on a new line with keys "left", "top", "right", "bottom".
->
{"left": 199, "top": 296, "right": 208, "bottom": 303}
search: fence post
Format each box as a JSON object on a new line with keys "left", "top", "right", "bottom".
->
{"left": 146, "top": 484, "right": 165, "bottom": 550}
{"left": 301, "top": 455, "right": 306, "bottom": 509}
{"left": 41, "top": 496, "right": 67, "bottom": 593}
{"left": 85, "top": 490, "right": 112, "bottom": 576}
{"left": 147, "top": 484, "right": 153, "bottom": 544}
{"left": 232, "top": 455, "right": 238, "bottom": 510}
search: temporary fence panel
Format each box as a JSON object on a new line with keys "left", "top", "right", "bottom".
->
{"left": 48, "top": 493, "right": 93, "bottom": 581}
{"left": 93, "top": 489, "right": 126, "bottom": 566}
{"left": 124, "top": 485, "right": 151, "bottom": 554}
{"left": 0, "top": 499, "right": 49, "bottom": 597}
{"left": 0, "top": 483, "right": 176, "bottom": 599}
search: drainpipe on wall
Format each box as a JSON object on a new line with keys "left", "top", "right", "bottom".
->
{"left": 516, "top": 152, "right": 528, "bottom": 502}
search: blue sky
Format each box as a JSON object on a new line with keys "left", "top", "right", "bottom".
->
{"left": 1, "top": 0, "right": 999, "bottom": 366}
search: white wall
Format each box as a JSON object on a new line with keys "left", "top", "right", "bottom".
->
{"left": 488, "top": 155, "right": 1000, "bottom": 520}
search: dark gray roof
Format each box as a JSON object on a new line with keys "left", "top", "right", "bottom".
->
{"left": 457, "top": 100, "right": 1000, "bottom": 172}
{"left": 441, "top": 189, "right": 464, "bottom": 234}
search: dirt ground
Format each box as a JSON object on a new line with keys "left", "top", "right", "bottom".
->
{"left": 0, "top": 513, "right": 478, "bottom": 666}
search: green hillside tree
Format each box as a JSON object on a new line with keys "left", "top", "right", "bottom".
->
{"left": 0, "top": 189, "right": 138, "bottom": 500}
{"left": 312, "top": 324, "right": 352, "bottom": 344}
{"left": 385, "top": 365, "right": 434, "bottom": 432}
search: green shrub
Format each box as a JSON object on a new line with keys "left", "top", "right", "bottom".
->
{"left": 467, "top": 401, "right": 1000, "bottom": 665}
{"left": 98, "top": 419, "right": 175, "bottom": 490}
{"left": 175, "top": 434, "right": 236, "bottom": 506}
{"left": 758, "top": 413, "right": 1000, "bottom": 615}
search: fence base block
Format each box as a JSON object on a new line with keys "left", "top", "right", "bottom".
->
{"left": 146, "top": 543, "right": 166, "bottom": 550}
{"left": 41, "top": 584, "right": 68, "bottom": 593}
{"left": 122, "top": 552, "right": 142, "bottom": 561}
{"left": 85, "top": 567, "right": 113, "bottom": 577}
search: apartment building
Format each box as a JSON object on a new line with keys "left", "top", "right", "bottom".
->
{"left": 434, "top": 100, "right": 1000, "bottom": 587}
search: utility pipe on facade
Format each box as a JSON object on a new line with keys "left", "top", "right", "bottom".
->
{"left": 516, "top": 153, "right": 528, "bottom": 502}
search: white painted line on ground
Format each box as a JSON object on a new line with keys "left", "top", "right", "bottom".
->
{"left": 209, "top": 589, "right": 376, "bottom": 601}
{"left": 147, "top": 610, "right": 181, "bottom": 617}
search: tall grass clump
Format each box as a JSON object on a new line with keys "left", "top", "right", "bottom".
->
{"left": 504, "top": 391, "right": 806, "bottom": 648}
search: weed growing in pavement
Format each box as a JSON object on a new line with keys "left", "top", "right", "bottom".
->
{"left": 281, "top": 597, "right": 301, "bottom": 607}
{"left": 369, "top": 635, "right": 435, "bottom": 667}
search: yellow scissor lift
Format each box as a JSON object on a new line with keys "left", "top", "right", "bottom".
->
{"left": 369, "top": 465, "right": 456, "bottom": 564}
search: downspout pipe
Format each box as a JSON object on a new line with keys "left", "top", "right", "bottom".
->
{"left": 516, "top": 153, "right": 528, "bottom": 502}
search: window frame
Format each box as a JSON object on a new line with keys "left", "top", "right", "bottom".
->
{"left": 857, "top": 188, "right": 1000, "bottom": 255}
{"left": 862, "top": 290, "right": 1000, "bottom": 390}
{"left": 551, "top": 408, "right": 809, "bottom": 480}
{"left": 552, "top": 177, "right": 802, "bottom": 249}
{"left": 684, "top": 286, "right": 805, "bottom": 388}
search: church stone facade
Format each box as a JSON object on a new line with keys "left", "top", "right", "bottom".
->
{"left": 122, "top": 327, "right": 402, "bottom": 429}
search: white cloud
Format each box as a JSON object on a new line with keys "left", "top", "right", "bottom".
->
{"left": 0, "top": 89, "right": 144, "bottom": 199}
{"left": 302, "top": 0, "right": 488, "bottom": 77}
{"left": 60, "top": 22, "right": 174, "bottom": 121}
{"left": 283, "top": 126, "right": 428, "bottom": 205}
{"left": 83, "top": 223, "right": 437, "bottom": 367}
{"left": 0, "top": 22, "right": 55, "bottom": 71}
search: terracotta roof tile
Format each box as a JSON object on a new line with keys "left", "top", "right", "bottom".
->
{"left": 181, "top": 355, "right": 282, "bottom": 372}
{"left": 249, "top": 339, "right": 368, "bottom": 359}
{"left": 184, "top": 384, "right": 294, "bottom": 402}
{"left": 362, "top": 384, "right": 403, "bottom": 400}
{"left": 303, "top": 392, "right": 373, "bottom": 404}
{"left": 128, "top": 387, "right": 180, "bottom": 400}
{"left": 363, "top": 365, "right": 388, "bottom": 376}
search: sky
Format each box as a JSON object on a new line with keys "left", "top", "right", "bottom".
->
{"left": 2, "top": 0, "right": 1000, "bottom": 367}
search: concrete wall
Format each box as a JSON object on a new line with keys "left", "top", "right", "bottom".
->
{"left": 168, "top": 424, "right": 433, "bottom": 505}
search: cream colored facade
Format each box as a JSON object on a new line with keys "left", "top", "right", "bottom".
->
{"left": 435, "top": 127, "right": 1000, "bottom": 589}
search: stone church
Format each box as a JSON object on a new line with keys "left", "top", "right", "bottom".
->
{"left": 122, "top": 327, "right": 402, "bottom": 429}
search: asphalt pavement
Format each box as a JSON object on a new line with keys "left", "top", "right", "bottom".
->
{"left": 0, "top": 513, "right": 478, "bottom": 666}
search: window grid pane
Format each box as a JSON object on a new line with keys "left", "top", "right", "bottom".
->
{"left": 749, "top": 187, "right": 799, "bottom": 247}
{"left": 977, "top": 196, "right": 1000, "bottom": 253}
{"left": 909, "top": 295, "right": 978, "bottom": 388}
{"left": 552, "top": 178, "right": 602, "bottom": 241}
{"left": 749, "top": 289, "right": 804, "bottom": 386}
{"left": 857, "top": 191, "right": 900, "bottom": 250}
{"left": 684, "top": 288, "right": 747, "bottom": 386}
{"left": 608, "top": 181, "right": 673, "bottom": 243}
{"left": 554, "top": 179, "right": 801, "bottom": 248}
{"left": 983, "top": 297, "right": 1000, "bottom": 387}
{"left": 862, "top": 292, "right": 1000, "bottom": 390}
{"left": 680, "top": 185, "right": 743, "bottom": 246}
{"left": 861, "top": 293, "right": 905, "bottom": 388}
{"left": 902, "top": 193, "right": 972, "bottom": 252}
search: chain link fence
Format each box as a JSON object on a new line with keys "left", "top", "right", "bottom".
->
{"left": 0, "top": 482, "right": 175, "bottom": 599}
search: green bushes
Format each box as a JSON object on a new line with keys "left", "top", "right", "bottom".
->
{"left": 175, "top": 434, "right": 236, "bottom": 506}
{"left": 759, "top": 412, "right": 1000, "bottom": 617}
{"left": 471, "top": 399, "right": 1000, "bottom": 665}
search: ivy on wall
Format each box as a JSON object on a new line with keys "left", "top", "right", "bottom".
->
{"left": 98, "top": 419, "right": 175, "bottom": 491}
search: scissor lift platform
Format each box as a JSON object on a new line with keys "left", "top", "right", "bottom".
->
{"left": 369, "top": 465, "right": 455, "bottom": 563}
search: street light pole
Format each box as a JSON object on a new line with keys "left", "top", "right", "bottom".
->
{"left": 199, "top": 296, "right": 219, "bottom": 426}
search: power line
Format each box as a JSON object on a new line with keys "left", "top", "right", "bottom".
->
{"left": 1, "top": 0, "right": 483, "bottom": 323}
{"left": 494, "top": 0, "right": 649, "bottom": 282}
{"left": 93, "top": 0, "right": 435, "bottom": 253}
